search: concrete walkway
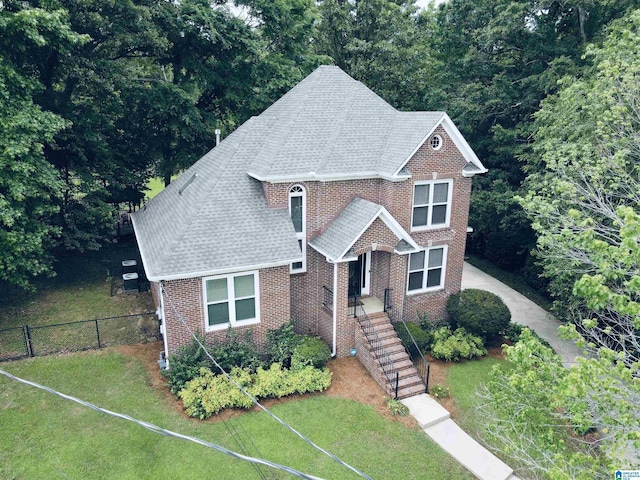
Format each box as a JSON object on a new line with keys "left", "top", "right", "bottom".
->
{"left": 400, "top": 261, "right": 585, "bottom": 480}
{"left": 461, "top": 262, "right": 580, "bottom": 367}
{"left": 402, "top": 394, "right": 519, "bottom": 480}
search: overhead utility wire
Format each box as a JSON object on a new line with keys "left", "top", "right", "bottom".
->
{"left": 160, "top": 282, "right": 374, "bottom": 480}
{"left": 0, "top": 368, "right": 324, "bottom": 480}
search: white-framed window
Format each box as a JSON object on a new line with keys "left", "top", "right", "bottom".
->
{"left": 430, "top": 134, "right": 443, "bottom": 151}
{"left": 289, "top": 184, "right": 306, "bottom": 273}
{"left": 411, "top": 179, "right": 453, "bottom": 230}
{"left": 407, "top": 246, "right": 447, "bottom": 293}
{"left": 203, "top": 271, "right": 260, "bottom": 331}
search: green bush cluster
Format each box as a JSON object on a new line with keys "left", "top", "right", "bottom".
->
{"left": 208, "top": 329, "right": 264, "bottom": 373}
{"left": 161, "top": 335, "right": 211, "bottom": 394}
{"left": 162, "top": 330, "right": 265, "bottom": 394}
{"left": 179, "top": 364, "right": 332, "bottom": 419}
{"left": 430, "top": 327, "right": 487, "bottom": 361}
{"left": 447, "top": 289, "right": 511, "bottom": 340}
{"left": 394, "top": 321, "right": 430, "bottom": 356}
{"left": 291, "top": 336, "right": 331, "bottom": 370}
{"left": 265, "top": 319, "right": 300, "bottom": 368}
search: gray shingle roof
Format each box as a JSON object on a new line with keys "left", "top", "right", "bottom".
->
{"left": 131, "top": 118, "right": 302, "bottom": 281}
{"left": 246, "top": 66, "right": 451, "bottom": 181}
{"left": 309, "top": 197, "right": 418, "bottom": 262}
{"left": 132, "top": 65, "right": 483, "bottom": 280}
{"left": 309, "top": 198, "right": 383, "bottom": 261}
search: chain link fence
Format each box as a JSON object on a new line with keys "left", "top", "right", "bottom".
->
{"left": 0, "top": 312, "right": 159, "bottom": 362}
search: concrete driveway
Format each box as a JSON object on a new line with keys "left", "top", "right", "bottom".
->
{"left": 461, "top": 262, "right": 580, "bottom": 367}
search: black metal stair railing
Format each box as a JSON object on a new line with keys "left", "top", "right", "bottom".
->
{"left": 322, "top": 286, "right": 333, "bottom": 311}
{"left": 383, "top": 288, "right": 430, "bottom": 394}
{"left": 352, "top": 295, "right": 400, "bottom": 399}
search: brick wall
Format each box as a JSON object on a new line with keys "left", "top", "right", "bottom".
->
{"left": 260, "top": 125, "right": 474, "bottom": 352}
{"left": 161, "top": 265, "right": 291, "bottom": 354}
{"left": 370, "top": 250, "right": 391, "bottom": 300}
{"left": 399, "top": 126, "right": 471, "bottom": 323}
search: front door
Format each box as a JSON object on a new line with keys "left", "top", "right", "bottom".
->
{"left": 348, "top": 256, "right": 361, "bottom": 298}
{"left": 348, "top": 252, "right": 371, "bottom": 298}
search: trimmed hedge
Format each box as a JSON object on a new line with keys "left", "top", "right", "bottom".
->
{"left": 179, "top": 364, "right": 333, "bottom": 419}
{"left": 291, "top": 336, "right": 331, "bottom": 370}
{"left": 394, "top": 321, "right": 430, "bottom": 356}
{"left": 447, "top": 289, "right": 511, "bottom": 340}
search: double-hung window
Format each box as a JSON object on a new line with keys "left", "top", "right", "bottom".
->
{"left": 411, "top": 179, "right": 453, "bottom": 230}
{"left": 204, "top": 271, "right": 260, "bottom": 331}
{"left": 407, "top": 246, "right": 447, "bottom": 293}
{"left": 289, "top": 185, "right": 306, "bottom": 273}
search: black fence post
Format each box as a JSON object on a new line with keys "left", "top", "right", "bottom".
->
{"left": 24, "top": 325, "right": 34, "bottom": 357}
{"left": 95, "top": 319, "right": 102, "bottom": 349}
{"left": 394, "top": 371, "right": 399, "bottom": 400}
{"left": 425, "top": 363, "right": 430, "bottom": 394}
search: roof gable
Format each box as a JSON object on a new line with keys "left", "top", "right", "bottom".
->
{"left": 309, "top": 197, "right": 418, "bottom": 262}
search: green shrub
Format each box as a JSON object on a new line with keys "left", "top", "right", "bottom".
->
{"left": 394, "top": 321, "right": 430, "bottom": 356}
{"left": 384, "top": 397, "right": 409, "bottom": 416}
{"left": 162, "top": 335, "right": 212, "bottom": 394}
{"left": 418, "top": 312, "right": 450, "bottom": 334}
{"left": 178, "top": 367, "right": 253, "bottom": 419}
{"left": 429, "top": 384, "right": 450, "bottom": 400}
{"left": 500, "top": 323, "right": 553, "bottom": 349}
{"left": 291, "top": 336, "right": 331, "bottom": 370}
{"left": 447, "top": 289, "right": 511, "bottom": 340}
{"left": 266, "top": 319, "right": 302, "bottom": 368}
{"left": 208, "top": 328, "right": 265, "bottom": 373}
{"left": 179, "top": 364, "right": 332, "bottom": 419}
{"left": 430, "top": 327, "right": 487, "bottom": 362}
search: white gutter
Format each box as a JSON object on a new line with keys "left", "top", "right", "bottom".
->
{"left": 332, "top": 261, "right": 338, "bottom": 357}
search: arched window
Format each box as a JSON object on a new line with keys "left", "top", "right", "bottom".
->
{"left": 289, "top": 185, "right": 306, "bottom": 273}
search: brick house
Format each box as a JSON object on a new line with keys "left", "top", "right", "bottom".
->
{"left": 131, "top": 66, "right": 486, "bottom": 398}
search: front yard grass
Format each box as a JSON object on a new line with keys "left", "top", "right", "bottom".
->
{"left": 445, "top": 356, "right": 504, "bottom": 434}
{"left": 0, "top": 349, "right": 474, "bottom": 480}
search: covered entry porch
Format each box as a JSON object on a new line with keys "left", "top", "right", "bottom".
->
{"left": 309, "top": 197, "right": 419, "bottom": 357}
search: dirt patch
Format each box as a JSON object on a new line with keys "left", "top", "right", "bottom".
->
{"left": 119, "top": 342, "right": 504, "bottom": 426}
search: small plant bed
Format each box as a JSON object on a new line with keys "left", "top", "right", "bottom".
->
{"left": 163, "top": 322, "right": 335, "bottom": 418}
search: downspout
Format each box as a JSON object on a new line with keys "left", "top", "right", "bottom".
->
{"left": 332, "top": 261, "right": 338, "bottom": 357}
{"left": 159, "top": 281, "right": 170, "bottom": 369}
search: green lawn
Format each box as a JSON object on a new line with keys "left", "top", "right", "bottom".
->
{"left": 465, "top": 254, "right": 553, "bottom": 312}
{"left": 446, "top": 356, "right": 504, "bottom": 434}
{"left": 0, "top": 350, "right": 474, "bottom": 480}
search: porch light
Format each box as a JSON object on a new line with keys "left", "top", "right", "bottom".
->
{"left": 350, "top": 348, "right": 357, "bottom": 356}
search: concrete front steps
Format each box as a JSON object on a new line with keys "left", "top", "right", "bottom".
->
{"left": 359, "top": 312, "right": 425, "bottom": 399}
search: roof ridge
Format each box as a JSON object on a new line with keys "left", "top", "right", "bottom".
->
{"left": 315, "top": 76, "right": 362, "bottom": 175}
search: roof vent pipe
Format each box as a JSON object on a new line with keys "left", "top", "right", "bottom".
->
{"left": 215, "top": 128, "right": 221, "bottom": 146}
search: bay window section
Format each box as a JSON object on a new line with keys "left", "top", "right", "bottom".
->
{"left": 407, "top": 246, "right": 447, "bottom": 293}
{"left": 204, "top": 271, "right": 260, "bottom": 331}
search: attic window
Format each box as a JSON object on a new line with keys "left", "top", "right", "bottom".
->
{"left": 178, "top": 173, "right": 198, "bottom": 195}
{"left": 430, "top": 135, "right": 443, "bottom": 151}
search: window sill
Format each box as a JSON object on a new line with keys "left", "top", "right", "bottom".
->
{"left": 406, "top": 287, "right": 445, "bottom": 296}
{"left": 410, "top": 225, "right": 451, "bottom": 233}
{"left": 205, "top": 318, "right": 260, "bottom": 332}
